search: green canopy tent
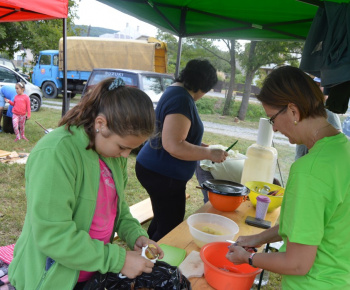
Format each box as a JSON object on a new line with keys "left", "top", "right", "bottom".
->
{"left": 97, "top": 0, "right": 347, "bottom": 75}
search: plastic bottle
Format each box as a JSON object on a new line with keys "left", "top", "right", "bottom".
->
{"left": 240, "top": 118, "right": 278, "bottom": 186}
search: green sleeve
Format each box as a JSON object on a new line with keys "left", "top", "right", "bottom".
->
{"left": 26, "top": 146, "right": 126, "bottom": 274}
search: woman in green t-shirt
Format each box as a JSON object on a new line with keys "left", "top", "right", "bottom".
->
{"left": 226, "top": 66, "right": 350, "bottom": 289}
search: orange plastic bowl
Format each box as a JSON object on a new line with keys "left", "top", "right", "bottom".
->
{"left": 208, "top": 191, "right": 247, "bottom": 212}
{"left": 200, "top": 242, "right": 262, "bottom": 290}
{"left": 202, "top": 180, "right": 250, "bottom": 212}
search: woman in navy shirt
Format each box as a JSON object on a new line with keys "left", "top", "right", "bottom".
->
{"left": 136, "top": 59, "right": 228, "bottom": 241}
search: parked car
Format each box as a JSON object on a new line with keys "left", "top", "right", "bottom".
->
{"left": 0, "top": 57, "right": 30, "bottom": 81}
{"left": 0, "top": 64, "right": 42, "bottom": 112}
{"left": 82, "top": 69, "right": 174, "bottom": 107}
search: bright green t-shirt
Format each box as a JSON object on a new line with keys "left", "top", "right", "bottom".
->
{"left": 279, "top": 133, "right": 350, "bottom": 289}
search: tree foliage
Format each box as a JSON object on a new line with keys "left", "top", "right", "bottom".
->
{"left": 156, "top": 30, "right": 231, "bottom": 74}
{"left": 0, "top": 0, "right": 79, "bottom": 61}
{"left": 237, "top": 41, "right": 304, "bottom": 120}
{"left": 156, "top": 30, "right": 240, "bottom": 115}
{"left": 157, "top": 30, "right": 305, "bottom": 120}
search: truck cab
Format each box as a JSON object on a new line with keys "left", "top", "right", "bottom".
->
{"left": 32, "top": 50, "right": 61, "bottom": 98}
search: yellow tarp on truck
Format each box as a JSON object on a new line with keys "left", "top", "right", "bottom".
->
{"left": 59, "top": 36, "right": 168, "bottom": 73}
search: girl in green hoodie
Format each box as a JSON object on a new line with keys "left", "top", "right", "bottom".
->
{"left": 9, "top": 78, "right": 164, "bottom": 290}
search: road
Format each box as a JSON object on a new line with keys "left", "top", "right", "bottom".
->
{"left": 41, "top": 99, "right": 293, "bottom": 147}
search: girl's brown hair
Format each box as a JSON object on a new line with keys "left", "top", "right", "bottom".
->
{"left": 257, "top": 66, "right": 327, "bottom": 120}
{"left": 59, "top": 78, "right": 155, "bottom": 150}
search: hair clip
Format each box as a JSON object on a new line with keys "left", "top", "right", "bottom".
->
{"left": 18, "top": 82, "right": 24, "bottom": 88}
{"left": 108, "top": 78, "right": 125, "bottom": 90}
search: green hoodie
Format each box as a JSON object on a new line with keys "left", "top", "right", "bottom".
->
{"left": 9, "top": 126, "right": 148, "bottom": 289}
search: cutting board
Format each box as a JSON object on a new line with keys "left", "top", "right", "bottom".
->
{"left": 158, "top": 244, "right": 186, "bottom": 267}
{"left": 178, "top": 250, "right": 204, "bottom": 278}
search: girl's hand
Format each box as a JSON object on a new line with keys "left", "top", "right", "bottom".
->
{"left": 26, "top": 116, "right": 30, "bottom": 120}
{"left": 120, "top": 251, "right": 155, "bottom": 278}
{"left": 134, "top": 236, "right": 164, "bottom": 259}
{"left": 4, "top": 98, "right": 9, "bottom": 103}
{"left": 226, "top": 245, "right": 250, "bottom": 265}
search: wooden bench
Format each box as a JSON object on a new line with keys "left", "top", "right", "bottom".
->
{"left": 113, "top": 194, "right": 190, "bottom": 241}
{"left": 114, "top": 197, "right": 154, "bottom": 240}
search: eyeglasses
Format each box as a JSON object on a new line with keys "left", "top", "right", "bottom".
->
{"left": 268, "top": 107, "right": 287, "bottom": 125}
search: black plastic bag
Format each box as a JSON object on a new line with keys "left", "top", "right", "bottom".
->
{"left": 83, "top": 260, "right": 191, "bottom": 290}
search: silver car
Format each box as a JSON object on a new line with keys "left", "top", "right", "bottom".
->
{"left": 82, "top": 69, "right": 174, "bottom": 109}
{"left": 0, "top": 64, "right": 42, "bottom": 112}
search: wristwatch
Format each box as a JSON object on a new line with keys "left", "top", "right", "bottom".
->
{"left": 248, "top": 252, "right": 256, "bottom": 267}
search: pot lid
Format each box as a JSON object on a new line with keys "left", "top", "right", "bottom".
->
{"left": 201, "top": 179, "right": 250, "bottom": 196}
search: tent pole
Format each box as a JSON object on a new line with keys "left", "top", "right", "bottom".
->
{"left": 61, "top": 17, "right": 68, "bottom": 117}
{"left": 175, "top": 36, "right": 183, "bottom": 78}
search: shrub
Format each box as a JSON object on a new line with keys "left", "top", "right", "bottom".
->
{"left": 196, "top": 97, "right": 217, "bottom": 114}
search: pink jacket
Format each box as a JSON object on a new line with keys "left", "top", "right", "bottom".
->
{"left": 8, "top": 94, "right": 31, "bottom": 119}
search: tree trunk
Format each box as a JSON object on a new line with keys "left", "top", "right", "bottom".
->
{"left": 222, "top": 40, "right": 236, "bottom": 116}
{"left": 237, "top": 41, "right": 257, "bottom": 120}
{"left": 238, "top": 71, "right": 255, "bottom": 120}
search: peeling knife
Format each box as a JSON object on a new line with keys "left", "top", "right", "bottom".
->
{"left": 226, "top": 240, "right": 257, "bottom": 252}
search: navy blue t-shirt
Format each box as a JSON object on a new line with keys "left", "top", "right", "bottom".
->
{"left": 137, "top": 86, "right": 204, "bottom": 181}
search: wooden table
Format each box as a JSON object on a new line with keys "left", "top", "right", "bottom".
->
{"left": 158, "top": 200, "right": 280, "bottom": 289}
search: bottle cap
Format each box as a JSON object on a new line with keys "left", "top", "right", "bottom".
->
{"left": 257, "top": 118, "right": 273, "bottom": 147}
{"left": 256, "top": 195, "right": 271, "bottom": 203}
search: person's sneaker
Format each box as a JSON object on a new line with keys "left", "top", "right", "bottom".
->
{"left": 14, "top": 137, "right": 20, "bottom": 142}
{"left": 21, "top": 136, "right": 29, "bottom": 141}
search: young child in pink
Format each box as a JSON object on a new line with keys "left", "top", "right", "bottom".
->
{"left": 5, "top": 82, "right": 31, "bottom": 142}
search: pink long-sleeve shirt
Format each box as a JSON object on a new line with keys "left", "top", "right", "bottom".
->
{"left": 8, "top": 94, "right": 31, "bottom": 119}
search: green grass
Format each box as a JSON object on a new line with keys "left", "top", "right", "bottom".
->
{"left": 0, "top": 100, "right": 295, "bottom": 289}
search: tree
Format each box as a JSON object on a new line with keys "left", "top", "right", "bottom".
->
{"left": 156, "top": 30, "right": 242, "bottom": 116}
{"left": 237, "top": 41, "right": 304, "bottom": 120}
{"left": 156, "top": 30, "right": 230, "bottom": 74}
{"left": 220, "top": 40, "right": 237, "bottom": 116}
{"left": 0, "top": 0, "right": 79, "bottom": 61}
{"left": 182, "top": 38, "right": 240, "bottom": 116}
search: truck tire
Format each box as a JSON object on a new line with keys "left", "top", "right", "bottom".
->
{"left": 30, "top": 95, "right": 41, "bottom": 112}
{"left": 42, "top": 81, "right": 58, "bottom": 99}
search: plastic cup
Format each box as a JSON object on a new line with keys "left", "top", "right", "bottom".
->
{"left": 255, "top": 195, "right": 271, "bottom": 220}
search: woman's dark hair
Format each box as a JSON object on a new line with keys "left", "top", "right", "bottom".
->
{"left": 175, "top": 59, "right": 218, "bottom": 93}
{"left": 257, "top": 66, "right": 327, "bottom": 120}
{"left": 59, "top": 78, "right": 156, "bottom": 150}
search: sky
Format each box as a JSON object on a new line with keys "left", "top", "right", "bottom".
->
{"left": 75, "top": 0, "right": 243, "bottom": 51}
{"left": 75, "top": 0, "right": 158, "bottom": 36}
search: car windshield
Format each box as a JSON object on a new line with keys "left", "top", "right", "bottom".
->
{"left": 0, "top": 59, "right": 16, "bottom": 70}
{"left": 142, "top": 76, "right": 163, "bottom": 103}
{"left": 84, "top": 70, "right": 174, "bottom": 104}
{"left": 89, "top": 71, "right": 138, "bottom": 87}
{"left": 0, "top": 67, "right": 18, "bottom": 83}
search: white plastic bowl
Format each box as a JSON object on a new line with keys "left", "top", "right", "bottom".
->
{"left": 187, "top": 213, "right": 239, "bottom": 248}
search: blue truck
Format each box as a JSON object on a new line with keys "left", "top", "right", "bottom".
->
{"left": 32, "top": 37, "right": 168, "bottom": 99}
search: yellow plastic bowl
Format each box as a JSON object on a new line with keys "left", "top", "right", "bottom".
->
{"left": 245, "top": 181, "right": 284, "bottom": 212}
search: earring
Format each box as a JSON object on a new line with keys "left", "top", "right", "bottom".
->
{"left": 294, "top": 120, "right": 298, "bottom": 125}
{"left": 96, "top": 129, "right": 99, "bottom": 133}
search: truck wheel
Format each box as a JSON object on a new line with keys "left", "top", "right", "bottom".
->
{"left": 30, "top": 95, "right": 41, "bottom": 112}
{"left": 42, "top": 82, "right": 58, "bottom": 99}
